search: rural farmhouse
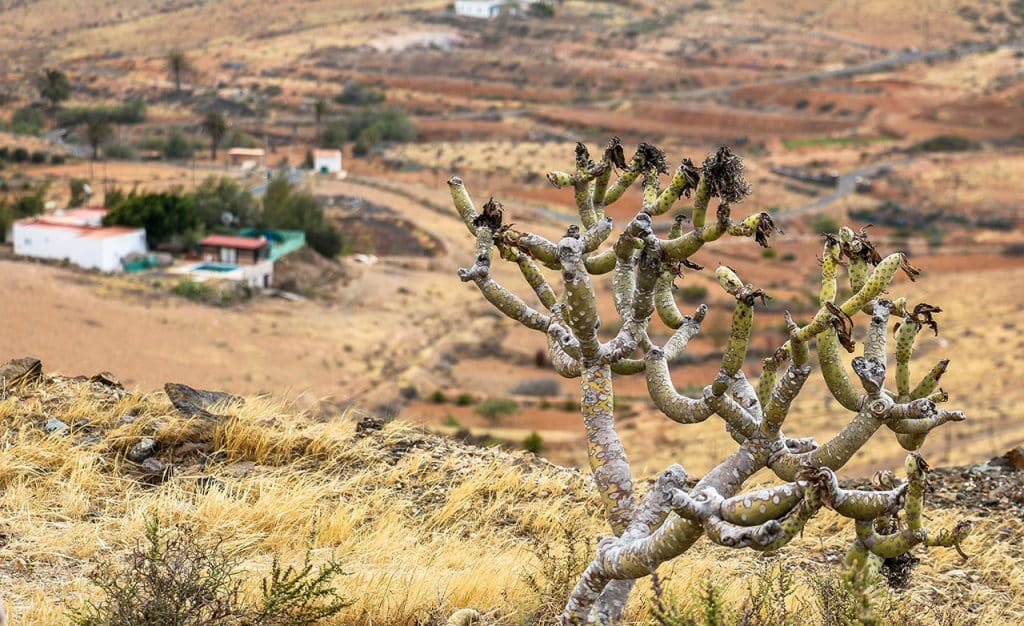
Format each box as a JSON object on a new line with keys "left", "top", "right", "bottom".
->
{"left": 12, "top": 208, "right": 147, "bottom": 272}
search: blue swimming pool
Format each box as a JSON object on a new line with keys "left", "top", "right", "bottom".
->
{"left": 193, "top": 263, "right": 238, "bottom": 272}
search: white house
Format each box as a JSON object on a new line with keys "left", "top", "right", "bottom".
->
{"left": 454, "top": 0, "right": 519, "bottom": 18}
{"left": 12, "top": 209, "right": 147, "bottom": 272}
{"left": 312, "top": 149, "right": 343, "bottom": 174}
{"left": 227, "top": 147, "right": 266, "bottom": 170}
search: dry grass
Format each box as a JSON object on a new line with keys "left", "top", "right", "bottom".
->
{"left": 1, "top": 374, "right": 1022, "bottom": 624}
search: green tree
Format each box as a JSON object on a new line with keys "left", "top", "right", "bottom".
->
{"left": 166, "top": 49, "right": 190, "bottom": 95}
{"left": 84, "top": 117, "right": 113, "bottom": 160}
{"left": 261, "top": 174, "right": 344, "bottom": 258}
{"left": 69, "top": 179, "right": 89, "bottom": 208}
{"left": 200, "top": 110, "right": 228, "bottom": 160}
{"left": 0, "top": 184, "right": 48, "bottom": 241}
{"left": 103, "top": 192, "right": 198, "bottom": 248}
{"left": 36, "top": 69, "right": 71, "bottom": 111}
{"left": 190, "top": 176, "right": 259, "bottom": 231}
{"left": 163, "top": 129, "right": 193, "bottom": 159}
{"left": 313, "top": 98, "right": 327, "bottom": 147}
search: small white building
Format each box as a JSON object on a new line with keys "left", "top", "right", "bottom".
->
{"left": 312, "top": 149, "right": 343, "bottom": 174}
{"left": 227, "top": 147, "right": 267, "bottom": 170}
{"left": 454, "top": 0, "right": 519, "bottom": 18}
{"left": 12, "top": 209, "right": 147, "bottom": 272}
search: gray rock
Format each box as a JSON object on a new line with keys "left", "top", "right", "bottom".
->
{"left": 1, "top": 357, "right": 43, "bottom": 389}
{"left": 127, "top": 437, "right": 158, "bottom": 462}
{"left": 164, "top": 382, "right": 242, "bottom": 419}
{"left": 44, "top": 418, "right": 69, "bottom": 435}
{"left": 140, "top": 457, "right": 168, "bottom": 474}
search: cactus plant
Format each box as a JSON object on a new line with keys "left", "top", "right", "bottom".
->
{"left": 448, "top": 140, "right": 970, "bottom": 624}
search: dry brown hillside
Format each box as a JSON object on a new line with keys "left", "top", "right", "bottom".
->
{"left": 0, "top": 358, "right": 1022, "bottom": 624}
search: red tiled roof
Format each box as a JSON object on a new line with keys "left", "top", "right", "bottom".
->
{"left": 15, "top": 218, "right": 142, "bottom": 238}
{"left": 199, "top": 235, "right": 268, "bottom": 250}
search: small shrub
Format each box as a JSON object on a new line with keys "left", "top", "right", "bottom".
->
{"left": 103, "top": 141, "right": 136, "bottom": 159}
{"left": 761, "top": 247, "right": 777, "bottom": 259}
{"left": 29, "top": 150, "right": 48, "bottom": 164}
{"left": 11, "top": 105, "right": 44, "bottom": 135}
{"left": 442, "top": 415, "right": 460, "bottom": 428}
{"left": 455, "top": 392, "right": 475, "bottom": 406}
{"left": 677, "top": 284, "right": 708, "bottom": 303}
{"left": 69, "top": 514, "right": 350, "bottom": 626}
{"left": 810, "top": 214, "right": 840, "bottom": 234}
{"left": 561, "top": 398, "right": 579, "bottom": 412}
{"left": 334, "top": 81, "right": 385, "bottom": 106}
{"left": 1002, "top": 243, "right": 1024, "bottom": 257}
{"left": 12, "top": 147, "right": 30, "bottom": 162}
{"left": 50, "top": 153, "right": 66, "bottom": 165}
{"left": 523, "top": 431, "right": 544, "bottom": 454}
{"left": 781, "top": 251, "right": 797, "bottom": 262}
{"left": 164, "top": 129, "right": 194, "bottom": 159}
{"left": 475, "top": 397, "right": 518, "bottom": 423}
{"left": 56, "top": 97, "right": 147, "bottom": 126}
{"left": 520, "top": 521, "right": 592, "bottom": 625}
{"left": 430, "top": 389, "right": 447, "bottom": 404}
{"left": 172, "top": 279, "right": 214, "bottom": 302}
{"left": 911, "top": 134, "right": 979, "bottom": 152}
{"left": 510, "top": 377, "right": 561, "bottom": 397}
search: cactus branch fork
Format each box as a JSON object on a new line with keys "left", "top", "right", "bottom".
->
{"left": 447, "top": 139, "right": 970, "bottom": 624}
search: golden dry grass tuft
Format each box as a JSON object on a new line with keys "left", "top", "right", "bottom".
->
{"left": 0, "top": 374, "right": 1022, "bottom": 624}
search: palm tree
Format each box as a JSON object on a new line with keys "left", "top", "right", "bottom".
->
{"left": 313, "top": 98, "right": 327, "bottom": 147}
{"left": 200, "top": 109, "right": 228, "bottom": 160}
{"left": 36, "top": 69, "right": 71, "bottom": 111}
{"left": 166, "top": 49, "right": 190, "bottom": 95}
{"left": 84, "top": 117, "right": 112, "bottom": 161}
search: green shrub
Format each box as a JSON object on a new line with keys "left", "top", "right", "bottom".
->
{"left": 911, "top": 134, "right": 979, "bottom": 152}
{"left": 475, "top": 397, "right": 518, "bottom": 422}
{"left": 810, "top": 214, "right": 840, "bottom": 234}
{"left": 56, "top": 98, "right": 147, "bottom": 126}
{"left": 455, "top": 392, "right": 474, "bottom": 406}
{"left": 678, "top": 284, "right": 708, "bottom": 303}
{"left": 442, "top": 415, "right": 460, "bottom": 428}
{"left": 523, "top": 431, "right": 544, "bottom": 454}
{"left": 171, "top": 279, "right": 214, "bottom": 302}
{"left": 334, "top": 81, "right": 385, "bottom": 106}
{"left": 305, "top": 223, "right": 345, "bottom": 258}
{"left": 29, "top": 150, "right": 48, "bottom": 164}
{"left": 102, "top": 141, "right": 136, "bottom": 159}
{"left": 11, "top": 106, "right": 44, "bottom": 135}
{"left": 69, "top": 514, "right": 350, "bottom": 626}
{"left": 430, "top": 389, "right": 447, "bottom": 404}
{"left": 781, "top": 251, "right": 797, "bottom": 262}
{"left": 319, "top": 107, "right": 415, "bottom": 151}
{"left": 49, "top": 153, "right": 66, "bottom": 165}
{"left": 12, "top": 147, "right": 29, "bottom": 162}
{"left": 163, "top": 129, "right": 194, "bottom": 159}
{"left": 761, "top": 247, "right": 777, "bottom": 259}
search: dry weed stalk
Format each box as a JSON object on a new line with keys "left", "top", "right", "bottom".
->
{"left": 448, "top": 139, "right": 970, "bottom": 624}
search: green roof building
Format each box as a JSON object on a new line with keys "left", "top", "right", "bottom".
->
{"left": 234, "top": 228, "right": 306, "bottom": 261}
